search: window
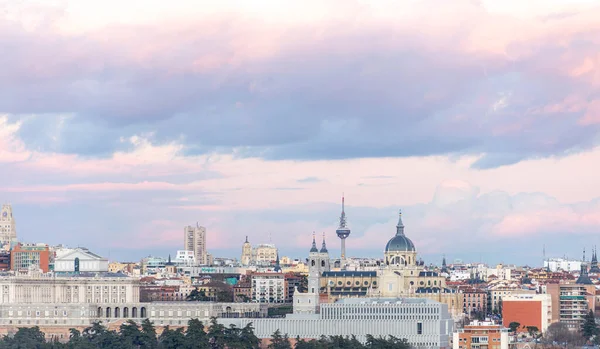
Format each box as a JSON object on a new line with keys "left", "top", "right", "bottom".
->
{"left": 417, "top": 322, "right": 423, "bottom": 335}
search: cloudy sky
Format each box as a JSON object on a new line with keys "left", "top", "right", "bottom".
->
{"left": 1, "top": 0, "right": 599, "bottom": 265}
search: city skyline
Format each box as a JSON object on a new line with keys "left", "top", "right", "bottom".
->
{"left": 1, "top": 0, "right": 600, "bottom": 265}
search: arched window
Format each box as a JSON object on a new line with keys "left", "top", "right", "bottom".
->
{"left": 74, "top": 257, "right": 80, "bottom": 273}
{"left": 321, "top": 260, "right": 325, "bottom": 267}
{"left": 311, "top": 260, "right": 315, "bottom": 267}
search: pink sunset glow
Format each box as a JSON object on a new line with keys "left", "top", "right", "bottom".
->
{"left": 1, "top": 0, "right": 599, "bottom": 263}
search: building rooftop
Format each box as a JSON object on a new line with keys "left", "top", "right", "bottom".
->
{"left": 322, "top": 271, "right": 377, "bottom": 277}
{"left": 334, "top": 297, "right": 439, "bottom": 305}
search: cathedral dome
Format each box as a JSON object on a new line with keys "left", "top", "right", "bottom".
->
{"left": 385, "top": 235, "right": 416, "bottom": 252}
{"left": 384, "top": 210, "right": 416, "bottom": 253}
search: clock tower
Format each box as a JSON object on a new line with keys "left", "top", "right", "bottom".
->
{"left": 0, "top": 204, "right": 16, "bottom": 249}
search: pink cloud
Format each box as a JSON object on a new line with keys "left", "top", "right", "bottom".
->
{"left": 579, "top": 100, "right": 600, "bottom": 125}
{"left": 491, "top": 206, "right": 600, "bottom": 237}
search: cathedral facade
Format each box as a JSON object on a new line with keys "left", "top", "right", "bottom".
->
{"left": 296, "top": 210, "right": 463, "bottom": 318}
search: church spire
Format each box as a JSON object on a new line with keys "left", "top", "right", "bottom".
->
{"left": 310, "top": 232, "right": 319, "bottom": 253}
{"left": 274, "top": 252, "right": 282, "bottom": 272}
{"left": 396, "top": 209, "right": 405, "bottom": 236}
{"left": 320, "top": 233, "right": 328, "bottom": 253}
{"left": 245, "top": 235, "right": 248, "bottom": 243}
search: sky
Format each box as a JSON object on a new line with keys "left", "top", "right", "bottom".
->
{"left": 1, "top": 0, "right": 600, "bottom": 266}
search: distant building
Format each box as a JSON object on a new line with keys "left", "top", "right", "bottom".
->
{"left": 502, "top": 294, "right": 552, "bottom": 333}
{"left": 223, "top": 297, "right": 454, "bottom": 347}
{"left": 453, "top": 320, "right": 514, "bottom": 349}
{"left": 462, "top": 288, "right": 488, "bottom": 316}
{"left": 253, "top": 244, "right": 277, "bottom": 266}
{"left": 251, "top": 273, "right": 286, "bottom": 303}
{"left": 544, "top": 258, "right": 582, "bottom": 272}
{"left": 0, "top": 251, "right": 10, "bottom": 271}
{"left": 0, "top": 204, "right": 17, "bottom": 249}
{"left": 0, "top": 273, "right": 140, "bottom": 304}
{"left": 239, "top": 237, "right": 278, "bottom": 267}
{"left": 176, "top": 250, "right": 196, "bottom": 266}
{"left": 10, "top": 243, "right": 50, "bottom": 273}
{"left": 53, "top": 247, "right": 109, "bottom": 273}
{"left": 184, "top": 224, "right": 208, "bottom": 265}
{"left": 546, "top": 282, "right": 596, "bottom": 330}
{"left": 233, "top": 281, "right": 252, "bottom": 303}
{"left": 488, "top": 287, "right": 536, "bottom": 314}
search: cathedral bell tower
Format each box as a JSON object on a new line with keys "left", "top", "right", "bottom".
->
{"left": 308, "top": 233, "right": 330, "bottom": 294}
{"left": 294, "top": 233, "right": 330, "bottom": 315}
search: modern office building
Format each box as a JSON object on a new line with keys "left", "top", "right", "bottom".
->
{"left": 222, "top": 297, "right": 454, "bottom": 347}
{"left": 10, "top": 243, "right": 50, "bottom": 273}
{"left": 184, "top": 224, "right": 208, "bottom": 265}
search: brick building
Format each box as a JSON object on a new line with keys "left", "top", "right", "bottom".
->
{"left": 462, "top": 288, "right": 488, "bottom": 316}
{"left": 453, "top": 321, "right": 514, "bottom": 349}
{"left": 502, "top": 294, "right": 552, "bottom": 333}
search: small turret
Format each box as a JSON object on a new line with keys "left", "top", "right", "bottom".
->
{"left": 320, "top": 233, "right": 328, "bottom": 253}
{"left": 310, "top": 233, "right": 319, "bottom": 253}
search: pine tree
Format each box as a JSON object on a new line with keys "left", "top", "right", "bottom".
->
{"left": 582, "top": 309, "right": 598, "bottom": 340}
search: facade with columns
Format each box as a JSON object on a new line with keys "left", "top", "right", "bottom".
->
{"left": 0, "top": 274, "right": 140, "bottom": 304}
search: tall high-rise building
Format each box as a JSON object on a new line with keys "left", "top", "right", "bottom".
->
{"left": 335, "top": 196, "right": 350, "bottom": 260}
{"left": 0, "top": 204, "right": 17, "bottom": 248}
{"left": 184, "top": 223, "right": 208, "bottom": 265}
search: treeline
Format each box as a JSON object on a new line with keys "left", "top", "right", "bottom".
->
{"left": 0, "top": 317, "right": 411, "bottom": 349}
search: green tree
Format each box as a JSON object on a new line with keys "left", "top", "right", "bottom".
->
{"left": 159, "top": 326, "right": 186, "bottom": 349}
{"left": 207, "top": 317, "right": 227, "bottom": 349}
{"left": 216, "top": 289, "right": 233, "bottom": 302}
{"left": 582, "top": 309, "right": 598, "bottom": 340}
{"left": 526, "top": 326, "right": 540, "bottom": 338}
{"left": 187, "top": 288, "right": 210, "bottom": 302}
{"left": 119, "top": 320, "right": 143, "bottom": 347}
{"left": 185, "top": 318, "right": 208, "bottom": 349}
{"left": 508, "top": 322, "right": 521, "bottom": 333}
{"left": 3, "top": 327, "right": 48, "bottom": 349}
{"left": 236, "top": 294, "right": 251, "bottom": 303}
{"left": 140, "top": 318, "right": 158, "bottom": 349}
{"left": 268, "top": 330, "right": 292, "bottom": 349}
{"left": 239, "top": 323, "right": 260, "bottom": 349}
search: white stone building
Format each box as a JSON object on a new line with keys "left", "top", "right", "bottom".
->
{"left": 184, "top": 224, "right": 208, "bottom": 265}
{"left": 0, "top": 204, "right": 17, "bottom": 249}
{"left": 0, "top": 274, "right": 140, "bottom": 304}
{"left": 222, "top": 297, "right": 454, "bottom": 348}
{"left": 54, "top": 248, "right": 109, "bottom": 273}
{"left": 544, "top": 258, "right": 582, "bottom": 272}
{"left": 253, "top": 244, "right": 278, "bottom": 266}
{"left": 0, "top": 301, "right": 267, "bottom": 328}
{"left": 176, "top": 250, "right": 196, "bottom": 266}
{"left": 485, "top": 264, "right": 512, "bottom": 281}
